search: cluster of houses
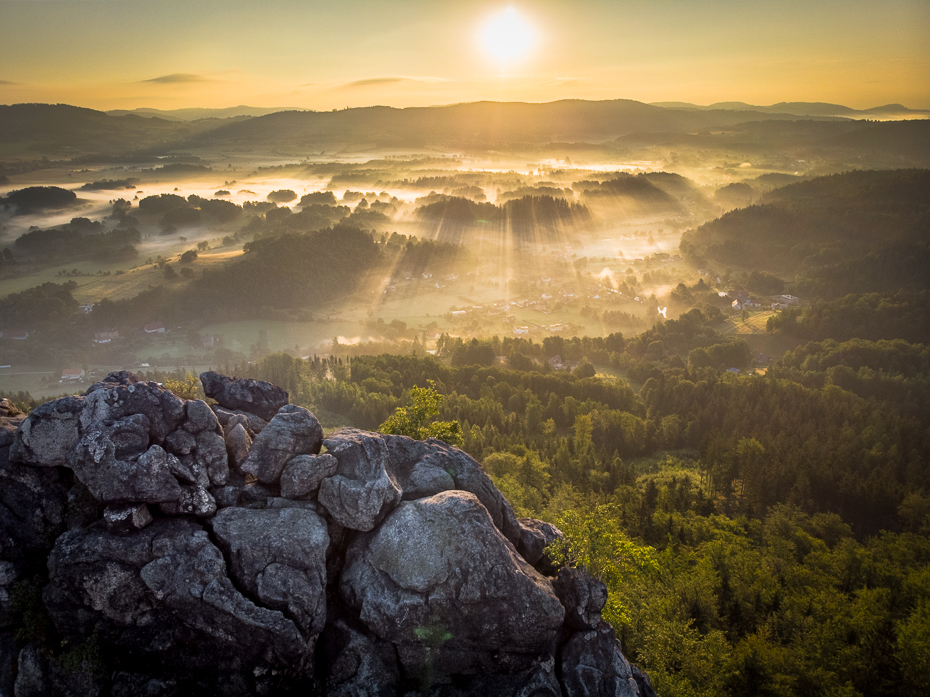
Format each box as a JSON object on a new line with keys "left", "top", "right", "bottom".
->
{"left": 728, "top": 290, "right": 800, "bottom": 312}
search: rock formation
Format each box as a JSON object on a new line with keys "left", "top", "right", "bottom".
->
{"left": 0, "top": 374, "right": 657, "bottom": 696}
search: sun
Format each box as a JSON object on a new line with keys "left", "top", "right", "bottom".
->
{"left": 479, "top": 7, "right": 538, "bottom": 68}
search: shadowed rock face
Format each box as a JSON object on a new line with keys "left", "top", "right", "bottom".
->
{"left": 0, "top": 370, "right": 655, "bottom": 697}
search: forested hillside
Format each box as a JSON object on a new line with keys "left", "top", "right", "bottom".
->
{"left": 681, "top": 169, "right": 930, "bottom": 299}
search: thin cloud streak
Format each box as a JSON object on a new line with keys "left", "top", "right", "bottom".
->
{"left": 142, "top": 73, "right": 212, "bottom": 85}
{"left": 337, "top": 76, "right": 450, "bottom": 89}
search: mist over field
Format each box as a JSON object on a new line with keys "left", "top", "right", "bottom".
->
{"left": 1, "top": 100, "right": 927, "bottom": 394}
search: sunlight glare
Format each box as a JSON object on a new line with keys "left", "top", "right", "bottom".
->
{"left": 479, "top": 7, "right": 538, "bottom": 68}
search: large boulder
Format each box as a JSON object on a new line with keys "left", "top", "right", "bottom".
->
{"left": 323, "top": 430, "right": 550, "bottom": 567}
{"left": 340, "top": 491, "right": 565, "bottom": 685}
{"left": 224, "top": 423, "right": 252, "bottom": 472}
{"left": 181, "top": 399, "right": 220, "bottom": 434}
{"left": 241, "top": 406, "right": 323, "bottom": 484}
{"left": 10, "top": 395, "right": 84, "bottom": 467}
{"left": 280, "top": 453, "right": 338, "bottom": 499}
{"left": 81, "top": 372, "right": 185, "bottom": 444}
{"left": 200, "top": 372, "right": 288, "bottom": 421}
{"left": 516, "top": 518, "right": 563, "bottom": 571}
{"left": 317, "top": 429, "right": 402, "bottom": 531}
{"left": 211, "top": 507, "right": 329, "bottom": 639}
{"left": 194, "top": 430, "right": 229, "bottom": 486}
{"left": 68, "top": 437, "right": 181, "bottom": 505}
{"left": 44, "top": 518, "right": 311, "bottom": 682}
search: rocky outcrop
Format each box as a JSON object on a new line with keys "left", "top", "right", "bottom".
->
{"left": 0, "top": 371, "right": 653, "bottom": 696}
{"left": 200, "top": 371, "right": 288, "bottom": 421}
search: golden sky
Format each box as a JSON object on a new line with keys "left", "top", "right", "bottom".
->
{"left": 1, "top": 0, "right": 928, "bottom": 111}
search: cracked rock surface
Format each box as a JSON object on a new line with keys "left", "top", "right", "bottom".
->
{"left": 0, "top": 371, "right": 655, "bottom": 697}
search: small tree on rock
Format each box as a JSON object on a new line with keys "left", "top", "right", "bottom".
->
{"left": 379, "top": 380, "right": 463, "bottom": 446}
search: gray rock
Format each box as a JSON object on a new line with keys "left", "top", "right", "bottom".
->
{"left": 166, "top": 453, "right": 206, "bottom": 487}
{"left": 340, "top": 491, "right": 564, "bottom": 683}
{"left": 224, "top": 423, "right": 252, "bottom": 472}
{"left": 211, "top": 507, "right": 329, "bottom": 638}
{"left": 110, "top": 672, "right": 178, "bottom": 697}
{"left": 321, "top": 619, "right": 400, "bottom": 697}
{"left": 158, "top": 485, "right": 216, "bottom": 518}
{"left": 14, "top": 643, "right": 49, "bottom": 697}
{"left": 0, "top": 443, "right": 69, "bottom": 560}
{"left": 264, "top": 497, "right": 325, "bottom": 513}
{"left": 213, "top": 408, "right": 267, "bottom": 437}
{"left": 194, "top": 430, "right": 229, "bottom": 486}
{"left": 280, "top": 453, "right": 338, "bottom": 499}
{"left": 104, "top": 503, "right": 153, "bottom": 535}
{"left": 554, "top": 567, "right": 608, "bottom": 631}
{"left": 200, "top": 372, "right": 288, "bottom": 421}
{"left": 10, "top": 395, "right": 84, "bottom": 467}
{"left": 164, "top": 429, "right": 195, "bottom": 456}
{"left": 323, "top": 431, "right": 529, "bottom": 555}
{"left": 560, "top": 622, "right": 640, "bottom": 697}
{"left": 106, "top": 413, "right": 151, "bottom": 459}
{"left": 182, "top": 399, "right": 220, "bottom": 434}
{"left": 239, "top": 483, "right": 273, "bottom": 506}
{"left": 518, "top": 518, "right": 564, "bottom": 571}
{"left": 81, "top": 372, "right": 185, "bottom": 444}
{"left": 44, "top": 518, "right": 310, "bottom": 678}
{"left": 69, "top": 439, "right": 181, "bottom": 505}
{"left": 241, "top": 405, "right": 323, "bottom": 484}
{"left": 211, "top": 485, "right": 241, "bottom": 509}
{"left": 318, "top": 429, "right": 401, "bottom": 531}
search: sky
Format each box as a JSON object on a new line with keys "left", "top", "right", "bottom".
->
{"left": 0, "top": 0, "right": 928, "bottom": 112}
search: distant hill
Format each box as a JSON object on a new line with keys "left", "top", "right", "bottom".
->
{"left": 680, "top": 169, "right": 930, "bottom": 297}
{"left": 650, "top": 100, "right": 930, "bottom": 119}
{"left": 179, "top": 99, "right": 843, "bottom": 151}
{"left": 105, "top": 105, "right": 306, "bottom": 121}
{"left": 0, "top": 103, "right": 222, "bottom": 157}
{"left": 614, "top": 119, "right": 930, "bottom": 169}
{"left": 2, "top": 99, "right": 926, "bottom": 159}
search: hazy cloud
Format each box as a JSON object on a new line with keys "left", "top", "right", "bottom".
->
{"left": 338, "top": 76, "right": 448, "bottom": 89}
{"left": 0, "top": 80, "right": 18, "bottom": 86}
{"left": 142, "top": 73, "right": 211, "bottom": 85}
{"left": 342, "top": 77, "right": 408, "bottom": 89}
